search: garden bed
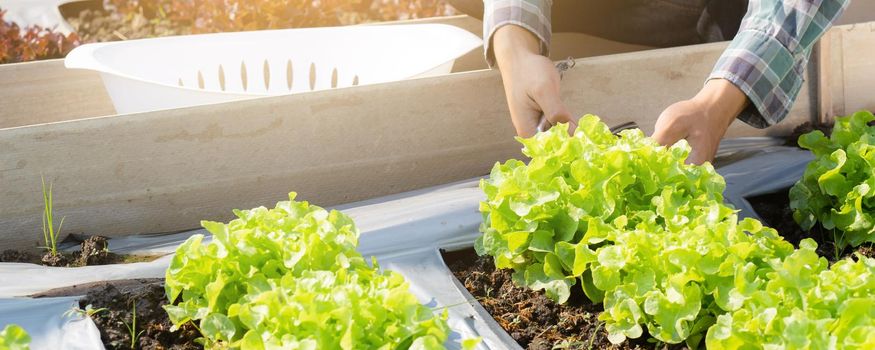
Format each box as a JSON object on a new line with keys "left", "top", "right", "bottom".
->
{"left": 441, "top": 134, "right": 874, "bottom": 350}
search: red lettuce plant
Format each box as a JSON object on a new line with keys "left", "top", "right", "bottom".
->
{"left": 104, "top": 0, "right": 455, "bottom": 34}
{"left": 0, "top": 9, "right": 81, "bottom": 64}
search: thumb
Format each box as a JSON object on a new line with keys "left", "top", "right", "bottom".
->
{"left": 652, "top": 108, "right": 687, "bottom": 147}
{"left": 532, "top": 87, "right": 576, "bottom": 134}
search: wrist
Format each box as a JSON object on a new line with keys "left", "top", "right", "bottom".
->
{"left": 493, "top": 25, "right": 541, "bottom": 70}
{"left": 693, "top": 79, "right": 749, "bottom": 127}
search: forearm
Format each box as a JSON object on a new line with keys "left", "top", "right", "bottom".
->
{"left": 493, "top": 25, "right": 541, "bottom": 72}
{"left": 710, "top": 0, "right": 849, "bottom": 127}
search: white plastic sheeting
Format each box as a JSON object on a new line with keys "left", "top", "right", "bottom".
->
{"left": 0, "top": 138, "right": 813, "bottom": 350}
{"left": 0, "top": 297, "right": 103, "bottom": 350}
{"left": 719, "top": 147, "right": 814, "bottom": 220}
{"left": 0, "top": 256, "right": 171, "bottom": 298}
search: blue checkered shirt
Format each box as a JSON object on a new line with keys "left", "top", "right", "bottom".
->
{"left": 483, "top": 0, "right": 850, "bottom": 128}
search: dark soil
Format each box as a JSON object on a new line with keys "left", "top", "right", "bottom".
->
{"left": 444, "top": 249, "right": 681, "bottom": 350}
{"left": 747, "top": 188, "right": 875, "bottom": 262}
{"left": 41, "top": 251, "right": 73, "bottom": 266}
{"left": 78, "top": 235, "right": 119, "bottom": 265}
{"left": 784, "top": 122, "right": 832, "bottom": 148}
{"left": 76, "top": 279, "right": 201, "bottom": 350}
{"left": 0, "top": 249, "right": 77, "bottom": 266}
{"left": 0, "top": 235, "right": 159, "bottom": 267}
{"left": 0, "top": 249, "right": 39, "bottom": 264}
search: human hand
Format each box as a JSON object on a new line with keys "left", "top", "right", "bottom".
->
{"left": 652, "top": 79, "right": 749, "bottom": 165}
{"left": 493, "top": 25, "right": 576, "bottom": 137}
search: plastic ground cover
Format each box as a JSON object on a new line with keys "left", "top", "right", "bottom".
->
{"left": 0, "top": 297, "right": 101, "bottom": 349}
{"left": 0, "top": 138, "right": 809, "bottom": 350}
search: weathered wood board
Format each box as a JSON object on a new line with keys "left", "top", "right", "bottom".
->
{"left": 0, "top": 60, "right": 114, "bottom": 129}
{"left": 819, "top": 21, "right": 875, "bottom": 123}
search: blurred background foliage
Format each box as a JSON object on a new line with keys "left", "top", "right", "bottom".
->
{"left": 2, "top": 0, "right": 456, "bottom": 64}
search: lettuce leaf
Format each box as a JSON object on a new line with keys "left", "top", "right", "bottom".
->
{"left": 0, "top": 324, "right": 30, "bottom": 350}
{"left": 790, "top": 110, "right": 875, "bottom": 247}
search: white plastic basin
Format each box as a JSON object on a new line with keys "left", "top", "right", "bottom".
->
{"left": 65, "top": 24, "right": 482, "bottom": 114}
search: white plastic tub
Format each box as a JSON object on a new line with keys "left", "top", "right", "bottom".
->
{"left": 64, "top": 24, "right": 482, "bottom": 114}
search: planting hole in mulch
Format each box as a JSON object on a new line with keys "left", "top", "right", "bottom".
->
{"left": 35, "top": 279, "right": 200, "bottom": 350}
{"left": 0, "top": 235, "right": 160, "bottom": 267}
{"left": 443, "top": 249, "right": 684, "bottom": 350}
{"left": 746, "top": 188, "right": 875, "bottom": 262}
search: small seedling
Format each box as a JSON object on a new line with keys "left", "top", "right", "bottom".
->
{"left": 64, "top": 304, "right": 108, "bottom": 319}
{"left": 40, "top": 176, "right": 65, "bottom": 256}
{"left": 123, "top": 301, "right": 145, "bottom": 350}
{"left": 585, "top": 322, "right": 602, "bottom": 350}
{"left": 551, "top": 340, "right": 585, "bottom": 349}
{"left": 833, "top": 229, "right": 846, "bottom": 260}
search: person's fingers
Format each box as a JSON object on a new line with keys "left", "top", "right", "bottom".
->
{"left": 652, "top": 100, "right": 722, "bottom": 165}
{"left": 685, "top": 132, "right": 721, "bottom": 165}
{"left": 513, "top": 116, "right": 539, "bottom": 138}
{"left": 651, "top": 104, "right": 687, "bottom": 147}
{"left": 685, "top": 147, "right": 707, "bottom": 165}
{"left": 531, "top": 79, "right": 576, "bottom": 135}
{"left": 504, "top": 85, "right": 541, "bottom": 137}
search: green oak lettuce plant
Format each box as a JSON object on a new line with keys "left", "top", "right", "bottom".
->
{"left": 0, "top": 324, "right": 30, "bottom": 350}
{"left": 706, "top": 239, "right": 875, "bottom": 349}
{"left": 790, "top": 110, "right": 875, "bottom": 248}
{"left": 475, "top": 115, "right": 795, "bottom": 346}
{"left": 165, "top": 193, "right": 454, "bottom": 349}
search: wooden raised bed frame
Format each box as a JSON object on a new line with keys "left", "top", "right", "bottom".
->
{"left": 0, "top": 17, "right": 873, "bottom": 251}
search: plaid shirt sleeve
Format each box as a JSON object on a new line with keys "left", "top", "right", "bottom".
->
{"left": 482, "top": 0, "right": 552, "bottom": 67}
{"left": 709, "top": 0, "right": 849, "bottom": 128}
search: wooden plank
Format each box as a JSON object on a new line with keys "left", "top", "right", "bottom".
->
{"left": 836, "top": 22, "right": 875, "bottom": 115}
{"left": 817, "top": 21, "right": 875, "bottom": 125}
{"left": 0, "top": 69, "right": 518, "bottom": 251}
{"left": 834, "top": 1, "right": 875, "bottom": 26}
{"left": 0, "top": 39, "right": 819, "bottom": 251}
{"left": 0, "top": 59, "right": 115, "bottom": 129}
{"left": 561, "top": 41, "right": 815, "bottom": 138}
{"left": 816, "top": 35, "right": 835, "bottom": 125}
{"left": 819, "top": 28, "right": 846, "bottom": 125}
